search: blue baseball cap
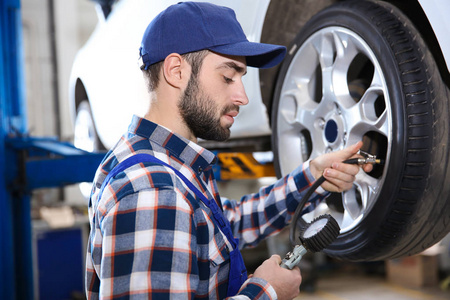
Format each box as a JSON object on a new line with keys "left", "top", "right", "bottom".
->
{"left": 139, "top": 2, "right": 286, "bottom": 70}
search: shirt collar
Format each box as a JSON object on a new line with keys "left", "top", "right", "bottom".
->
{"left": 129, "top": 115, "right": 217, "bottom": 172}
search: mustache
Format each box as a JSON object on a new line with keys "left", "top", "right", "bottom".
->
{"left": 222, "top": 104, "right": 240, "bottom": 115}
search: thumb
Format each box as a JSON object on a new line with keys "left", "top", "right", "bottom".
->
{"left": 270, "top": 254, "right": 282, "bottom": 264}
{"left": 341, "top": 141, "right": 363, "bottom": 158}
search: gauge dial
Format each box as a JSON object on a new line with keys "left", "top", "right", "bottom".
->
{"left": 299, "top": 214, "right": 340, "bottom": 252}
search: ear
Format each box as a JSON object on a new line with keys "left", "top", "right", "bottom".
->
{"left": 162, "top": 53, "right": 190, "bottom": 88}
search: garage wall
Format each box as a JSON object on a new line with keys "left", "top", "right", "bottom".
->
{"left": 21, "top": 0, "right": 97, "bottom": 139}
{"left": 54, "top": 0, "right": 98, "bottom": 141}
{"left": 21, "top": 0, "right": 97, "bottom": 204}
{"left": 21, "top": 0, "right": 57, "bottom": 137}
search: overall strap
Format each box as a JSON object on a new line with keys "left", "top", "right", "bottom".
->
{"left": 98, "top": 153, "right": 239, "bottom": 249}
{"left": 97, "top": 153, "right": 247, "bottom": 296}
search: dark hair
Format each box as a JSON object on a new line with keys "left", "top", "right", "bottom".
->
{"left": 142, "top": 50, "right": 209, "bottom": 92}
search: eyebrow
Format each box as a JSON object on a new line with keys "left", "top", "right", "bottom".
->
{"left": 218, "top": 61, "right": 247, "bottom": 75}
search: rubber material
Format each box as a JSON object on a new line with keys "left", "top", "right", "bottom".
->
{"left": 300, "top": 215, "right": 340, "bottom": 252}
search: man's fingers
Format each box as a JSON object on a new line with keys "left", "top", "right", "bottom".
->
{"left": 271, "top": 254, "right": 282, "bottom": 265}
{"left": 290, "top": 265, "right": 301, "bottom": 273}
{"left": 363, "top": 163, "right": 374, "bottom": 172}
{"left": 321, "top": 178, "right": 354, "bottom": 193}
{"left": 330, "top": 163, "right": 360, "bottom": 177}
{"left": 342, "top": 141, "right": 363, "bottom": 158}
{"left": 324, "top": 168, "right": 357, "bottom": 183}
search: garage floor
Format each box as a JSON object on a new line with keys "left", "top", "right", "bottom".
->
{"left": 296, "top": 271, "right": 450, "bottom": 300}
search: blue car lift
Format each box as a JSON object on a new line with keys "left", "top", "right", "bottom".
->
{"left": 1, "top": 1, "right": 104, "bottom": 299}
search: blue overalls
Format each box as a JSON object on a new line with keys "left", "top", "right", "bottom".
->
{"left": 97, "top": 153, "right": 248, "bottom": 297}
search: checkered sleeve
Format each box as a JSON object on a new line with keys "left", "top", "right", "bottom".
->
{"left": 223, "top": 161, "right": 329, "bottom": 248}
{"left": 96, "top": 188, "right": 199, "bottom": 298}
{"left": 236, "top": 278, "right": 277, "bottom": 300}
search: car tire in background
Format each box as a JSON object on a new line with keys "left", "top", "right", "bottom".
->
{"left": 271, "top": 0, "right": 450, "bottom": 261}
{"left": 74, "top": 100, "right": 104, "bottom": 198}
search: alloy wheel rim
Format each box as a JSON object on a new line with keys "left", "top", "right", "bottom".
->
{"left": 277, "top": 26, "right": 391, "bottom": 233}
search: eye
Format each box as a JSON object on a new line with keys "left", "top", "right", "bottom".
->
{"left": 223, "top": 76, "right": 234, "bottom": 84}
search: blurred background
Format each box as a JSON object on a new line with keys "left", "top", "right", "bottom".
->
{"left": 8, "top": 0, "right": 450, "bottom": 299}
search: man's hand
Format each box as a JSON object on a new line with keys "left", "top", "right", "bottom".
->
{"left": 252, "top": 255, "right": 302, "bottom": 300}
{"left": 310, "top": 141, "right": 374, "bottom": 193}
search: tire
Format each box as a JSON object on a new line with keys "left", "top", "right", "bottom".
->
{"left": 74, "top": 100, "right": 104, "bottom": 198}
{"left": 271, "top": 0, "right": 450, "bottom": 261}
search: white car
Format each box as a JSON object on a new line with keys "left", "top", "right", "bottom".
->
{"left": 70, "top": 0, "right": 450, "bottom": 261}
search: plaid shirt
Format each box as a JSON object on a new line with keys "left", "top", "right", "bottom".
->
{"left": 86, "top": 116, "right": 327, "bottom": 299}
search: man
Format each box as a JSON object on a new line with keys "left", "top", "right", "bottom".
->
{"left": 86, "top": 2, "right": 371, "bottom": 299}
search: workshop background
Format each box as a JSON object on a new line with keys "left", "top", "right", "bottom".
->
{"left": 3, "top": 0, "right": 450, "bottom": 299}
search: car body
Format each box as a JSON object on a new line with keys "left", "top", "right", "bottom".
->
{"left": 70, "top": 0, "right": 274, "bottom": 151}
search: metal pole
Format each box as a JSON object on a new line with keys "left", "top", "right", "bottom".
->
{"left": 1, "top": 0, "right": 33, "bottom": 298}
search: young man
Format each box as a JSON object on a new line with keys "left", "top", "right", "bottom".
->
{"left": 86, "top": 2, "right": 370, "bottom": 299}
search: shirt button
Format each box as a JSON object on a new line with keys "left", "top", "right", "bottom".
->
{"left": 198, "top": 166, "right": 203, "bottom": 173}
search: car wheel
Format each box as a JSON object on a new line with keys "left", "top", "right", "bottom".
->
{"left": 271, "top": 0, "right": 450, "bottom": 261}
{"left": 74, "top": 100, "right": 104, "bottom": 198}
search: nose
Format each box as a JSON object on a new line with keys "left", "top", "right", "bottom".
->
{"left": 233, "top": 80, "right": 249, "bottom": 106}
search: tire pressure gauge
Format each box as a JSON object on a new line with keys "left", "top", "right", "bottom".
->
{"left": 281, "top": 214, "right": 340, "bottom": 270}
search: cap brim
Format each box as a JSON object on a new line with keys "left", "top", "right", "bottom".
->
{"left": 209, "top": 41, "right": 286, "bottom": 69}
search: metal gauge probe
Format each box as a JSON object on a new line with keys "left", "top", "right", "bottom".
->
{"left": 281, "top": 214, "right": 340, "bottom": 270}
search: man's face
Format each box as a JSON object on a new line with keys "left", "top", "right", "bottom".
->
{"left": 178, "top": 52, "right": 248, "bottom": 141}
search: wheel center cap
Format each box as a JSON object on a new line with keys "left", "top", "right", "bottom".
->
{"left": 325, "top": 119, "right": 339, "bottom": 143}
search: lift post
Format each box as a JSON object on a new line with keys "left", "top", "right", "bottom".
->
{"left": 1, "top": 1, "right": 104, "bottom": 299}
{"left": 1, "top": 0, "right": 28, "bottom": 298}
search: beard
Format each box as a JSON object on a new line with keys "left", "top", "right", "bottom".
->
{"left": 178, "top": 73, "right": 239, "bottom": 141}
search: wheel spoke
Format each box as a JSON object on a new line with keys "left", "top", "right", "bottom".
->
{"left": 312, "top": 31, "right": 336, "bottom": 69}
{"left": 338, "top": 171, "right": 380, "bottom": 228}
{"left": 279, "top": 85, "right": 317, "bottom": 130}
{"left": 342, "top": 187, "right": 360, "bottom": 220}
{"left": 334, "top": 31, "right": 360, "bottom": 69}
{"left": 347, "top": 87, "right": 389, "bottom": 136}
{"left": 332, "top": 31, "right": 361, "bottom": 108}
{"left": 371, "top": 104, "right": 389, "bottom": 136}
{"left": 343, "top": 58, "right": 390, "bottom": 140}
{"left": 311, "top": 31, "right": 336, "bottom": 105}
{"left": 355, "top": 170, "right": 380, "bottom": 210}
{"left": 341, "top": 210, "right": 357, "bottom": 231}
